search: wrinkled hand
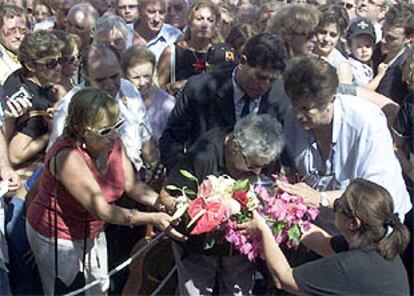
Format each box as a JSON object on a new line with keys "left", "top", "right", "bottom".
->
{"left": 236, "top": 210, "right": 268, "bottom": 238}
{"left": 0, "top": 166, "right": 20, "bottom": 192}
{"left": 276, "top": 180, "right": 320, "bottom": 207}
{"left": 4, "top": 96, "right": 32, "bottom": 119}
{"left": 153, "top": 212, "right": 187, "bottom": 241}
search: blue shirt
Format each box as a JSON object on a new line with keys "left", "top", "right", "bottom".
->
{"left": 284, "top": 94, "right": 412, "bottom": 220}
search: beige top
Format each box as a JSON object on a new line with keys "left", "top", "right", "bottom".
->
{"left": 0, "top": 44, "right": 21, "bottom": 86}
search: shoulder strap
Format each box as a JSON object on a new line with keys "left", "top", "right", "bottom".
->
{"left": 170, "top": 44, "right": 176, "bottom": 84}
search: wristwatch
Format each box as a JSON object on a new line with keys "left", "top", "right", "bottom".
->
{"left": 320, "top": 192, "right": 330, "bottom": 208}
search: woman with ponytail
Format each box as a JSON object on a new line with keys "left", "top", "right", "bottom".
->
{"left": 238, "top": 178, "right": 411, "bottom": 295}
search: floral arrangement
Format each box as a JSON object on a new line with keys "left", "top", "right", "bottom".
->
{"left": 168, "top": 171, "right": 319, "bottom": 261}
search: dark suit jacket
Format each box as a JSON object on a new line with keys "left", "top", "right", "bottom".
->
{"left": 373, "top": 45, "right": 408, "bottom": 104}
{"left": 159, "top": 67, "right": 290, "bottom": 170}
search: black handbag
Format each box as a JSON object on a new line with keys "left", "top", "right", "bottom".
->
{"left": 53, "top": 157, "right": 87, "bottom": 296}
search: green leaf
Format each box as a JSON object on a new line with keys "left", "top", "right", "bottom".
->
{"left": 233, "top": 179, "right": 249, "bottom": 191}
{"left": 171, "top": 200, "right": 189, "bottom": 220}
{"left": 271, "top": 222, "right": 285, "bottom": 234}
{"left": 184, "top": 188, "right": 197, "bottom": 196}
{"left": 204, "top": 237, "right": 216, "bottom": 250}
{"left": 165, "top": 184, "right": 180, "bottom": 191}
{"left": 287, "top": 224, "right": 302, "bottom": 243}
{"left": 179, "top": 170, "right": 199, "bottom": 183}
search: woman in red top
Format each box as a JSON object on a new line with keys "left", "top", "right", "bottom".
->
{"left": 26, "top": 88, "right": 184, "bottom": 295}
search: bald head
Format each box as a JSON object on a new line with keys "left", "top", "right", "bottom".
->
{"left": 66, "top": 3, "right": 99, "bottom": 47}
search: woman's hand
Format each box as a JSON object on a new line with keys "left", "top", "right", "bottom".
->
{"left": 152, "top": 212, "right": 187, "bottom": 241}
{"left": 237, "top": 210, "right": 268, "bottom": 238}
{"left": 276, "top": 180, "right": 320, "bottom": 207}
{"left": 4, "top": 96, "right": 32, "bottom": 119}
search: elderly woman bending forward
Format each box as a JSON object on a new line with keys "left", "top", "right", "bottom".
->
{"left": 26, "top": 88, "right": 184, "bottom": 295}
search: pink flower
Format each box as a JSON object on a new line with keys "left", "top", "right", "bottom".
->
{"left": 307, "top": 207, "right": 320, "bottom": 221}
{"left": 232, "top": 190, "right": 248, "bottom": 209}
{"left": 197, "top": 179, "right": 212, "bottom": 199}
{"left": 188, "top": 197, "right": 229, "bottom": 235}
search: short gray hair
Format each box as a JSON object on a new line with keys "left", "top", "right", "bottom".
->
{"left": 234, "top": 113, "right": 285, "bottom": 162}
{"left": 94, "top": 13, "right": 128, "bottom": 40}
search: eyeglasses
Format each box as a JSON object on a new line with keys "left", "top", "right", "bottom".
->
{"left": 87, "top": 119, "right": 124, "bottom": 137}
{"left": 33, "top": 57, "right": 65, "bottom": 70}
{"left": 292, "top": 30, "right": 316, "bottom": 39}
{"left": 341, "top": 2, "right": 355, "bottom": 9}
{"left": 118, "top": 4, "right": 139, "bottom": 10}
{"left": 60, "top": 54, "right": 81, "bottom": 65}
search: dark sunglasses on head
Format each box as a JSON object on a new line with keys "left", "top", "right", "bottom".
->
{"left": 292, "top": 30, "right": 316, "bottom": 39}
{"left": 88, "top": 119, "right": 124, "bottom": 137}
{"left": 34, "top": 57, "right": 65, "bottom": 70}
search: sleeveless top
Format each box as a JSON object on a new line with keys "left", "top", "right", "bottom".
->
{"left": 170, "top": 42, "right": 208, "bottom": 84}
{"left": 27, "top": 137, "right": 125, "bottom": 240}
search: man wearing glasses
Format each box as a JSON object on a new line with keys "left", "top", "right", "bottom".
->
{"left": 0, "top": 5, "right": 29, "bottom": 86}
{"left": 160, "top": 113, "right": 285, "bottom": 296}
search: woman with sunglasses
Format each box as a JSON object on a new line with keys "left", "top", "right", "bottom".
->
{"left": 238, "top": 178, "right": 410, "bottom": 295}
{"left": 3, "top": 30, "right": 64, "bottom": 188}
{"left": 50, "top": 30, "right": 82, "bottom": 101}
{"left": 25, "top": 88, "right": 185, "bottom": 295}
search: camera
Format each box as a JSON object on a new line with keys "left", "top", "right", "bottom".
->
{"left": 7, "top": 86, "right": 33, "bottom": 102}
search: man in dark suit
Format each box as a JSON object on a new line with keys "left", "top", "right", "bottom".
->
{"left": 159, "top": 32, "right": 289, "bottom": 171}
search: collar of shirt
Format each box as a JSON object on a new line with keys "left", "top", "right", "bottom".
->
{"left": 387, "top": 47, "right": 406, "bottom": 68}
{"left": 231, "top": 66, "right": 261, "bottom": 104}
{"left": 0, "top": 43, "right": 18, "bottom": 63}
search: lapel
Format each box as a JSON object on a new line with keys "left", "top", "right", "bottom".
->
{"left": 215, "top": 74, "right": 236, "bottom": 126}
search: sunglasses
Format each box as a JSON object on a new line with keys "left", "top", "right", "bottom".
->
{"left": 342, "top": 2, "right": 355, "bottom": 9}
{"left": 87, "top": 119, "right": 124, "bottom": 137}
{"left": 33, "top": 57, "right": 65, "bottom": 70}
{"left": 292, "top": 30, "right": 316, "bottom": 39}
{"left": 60, "top": 54, "right": 81, "bottom": 65}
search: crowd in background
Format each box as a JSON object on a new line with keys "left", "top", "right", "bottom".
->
{"left": 0, "top": 0, "right": 412, "bottom": 295}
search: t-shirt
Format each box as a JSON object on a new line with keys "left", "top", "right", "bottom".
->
{"left": 2, "top": 69, "right": 55, "bottom": 138}
{"left": 293, "top": 244, "right": 410, "bottom": 295}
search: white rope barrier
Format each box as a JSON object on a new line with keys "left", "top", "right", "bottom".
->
{"left": 65, "top": 232, "right": 165, "bottom": 296}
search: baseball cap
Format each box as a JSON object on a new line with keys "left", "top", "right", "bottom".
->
{"left": 206, "top": 43, "right": 236, "bottom": 66}
{"left": 347, "top": 18, "right": 376, "bottom": 41}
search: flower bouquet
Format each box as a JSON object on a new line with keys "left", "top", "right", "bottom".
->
{"left": 167, "top": 171, "right": 319, "bottom": 261}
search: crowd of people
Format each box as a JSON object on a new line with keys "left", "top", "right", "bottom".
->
{"left": 0, "top": 0, "right": 412, "bottom": 295}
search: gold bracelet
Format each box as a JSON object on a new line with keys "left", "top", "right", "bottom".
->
{"left": 127, "top": 209, "right": 136, "bottom": 228}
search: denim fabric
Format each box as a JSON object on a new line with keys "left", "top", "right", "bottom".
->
{"left": 5, "top": 197, "right": 43, "bottom": 295}
{"left": 0, "top": 268, "right": 12, "bottom": 296}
